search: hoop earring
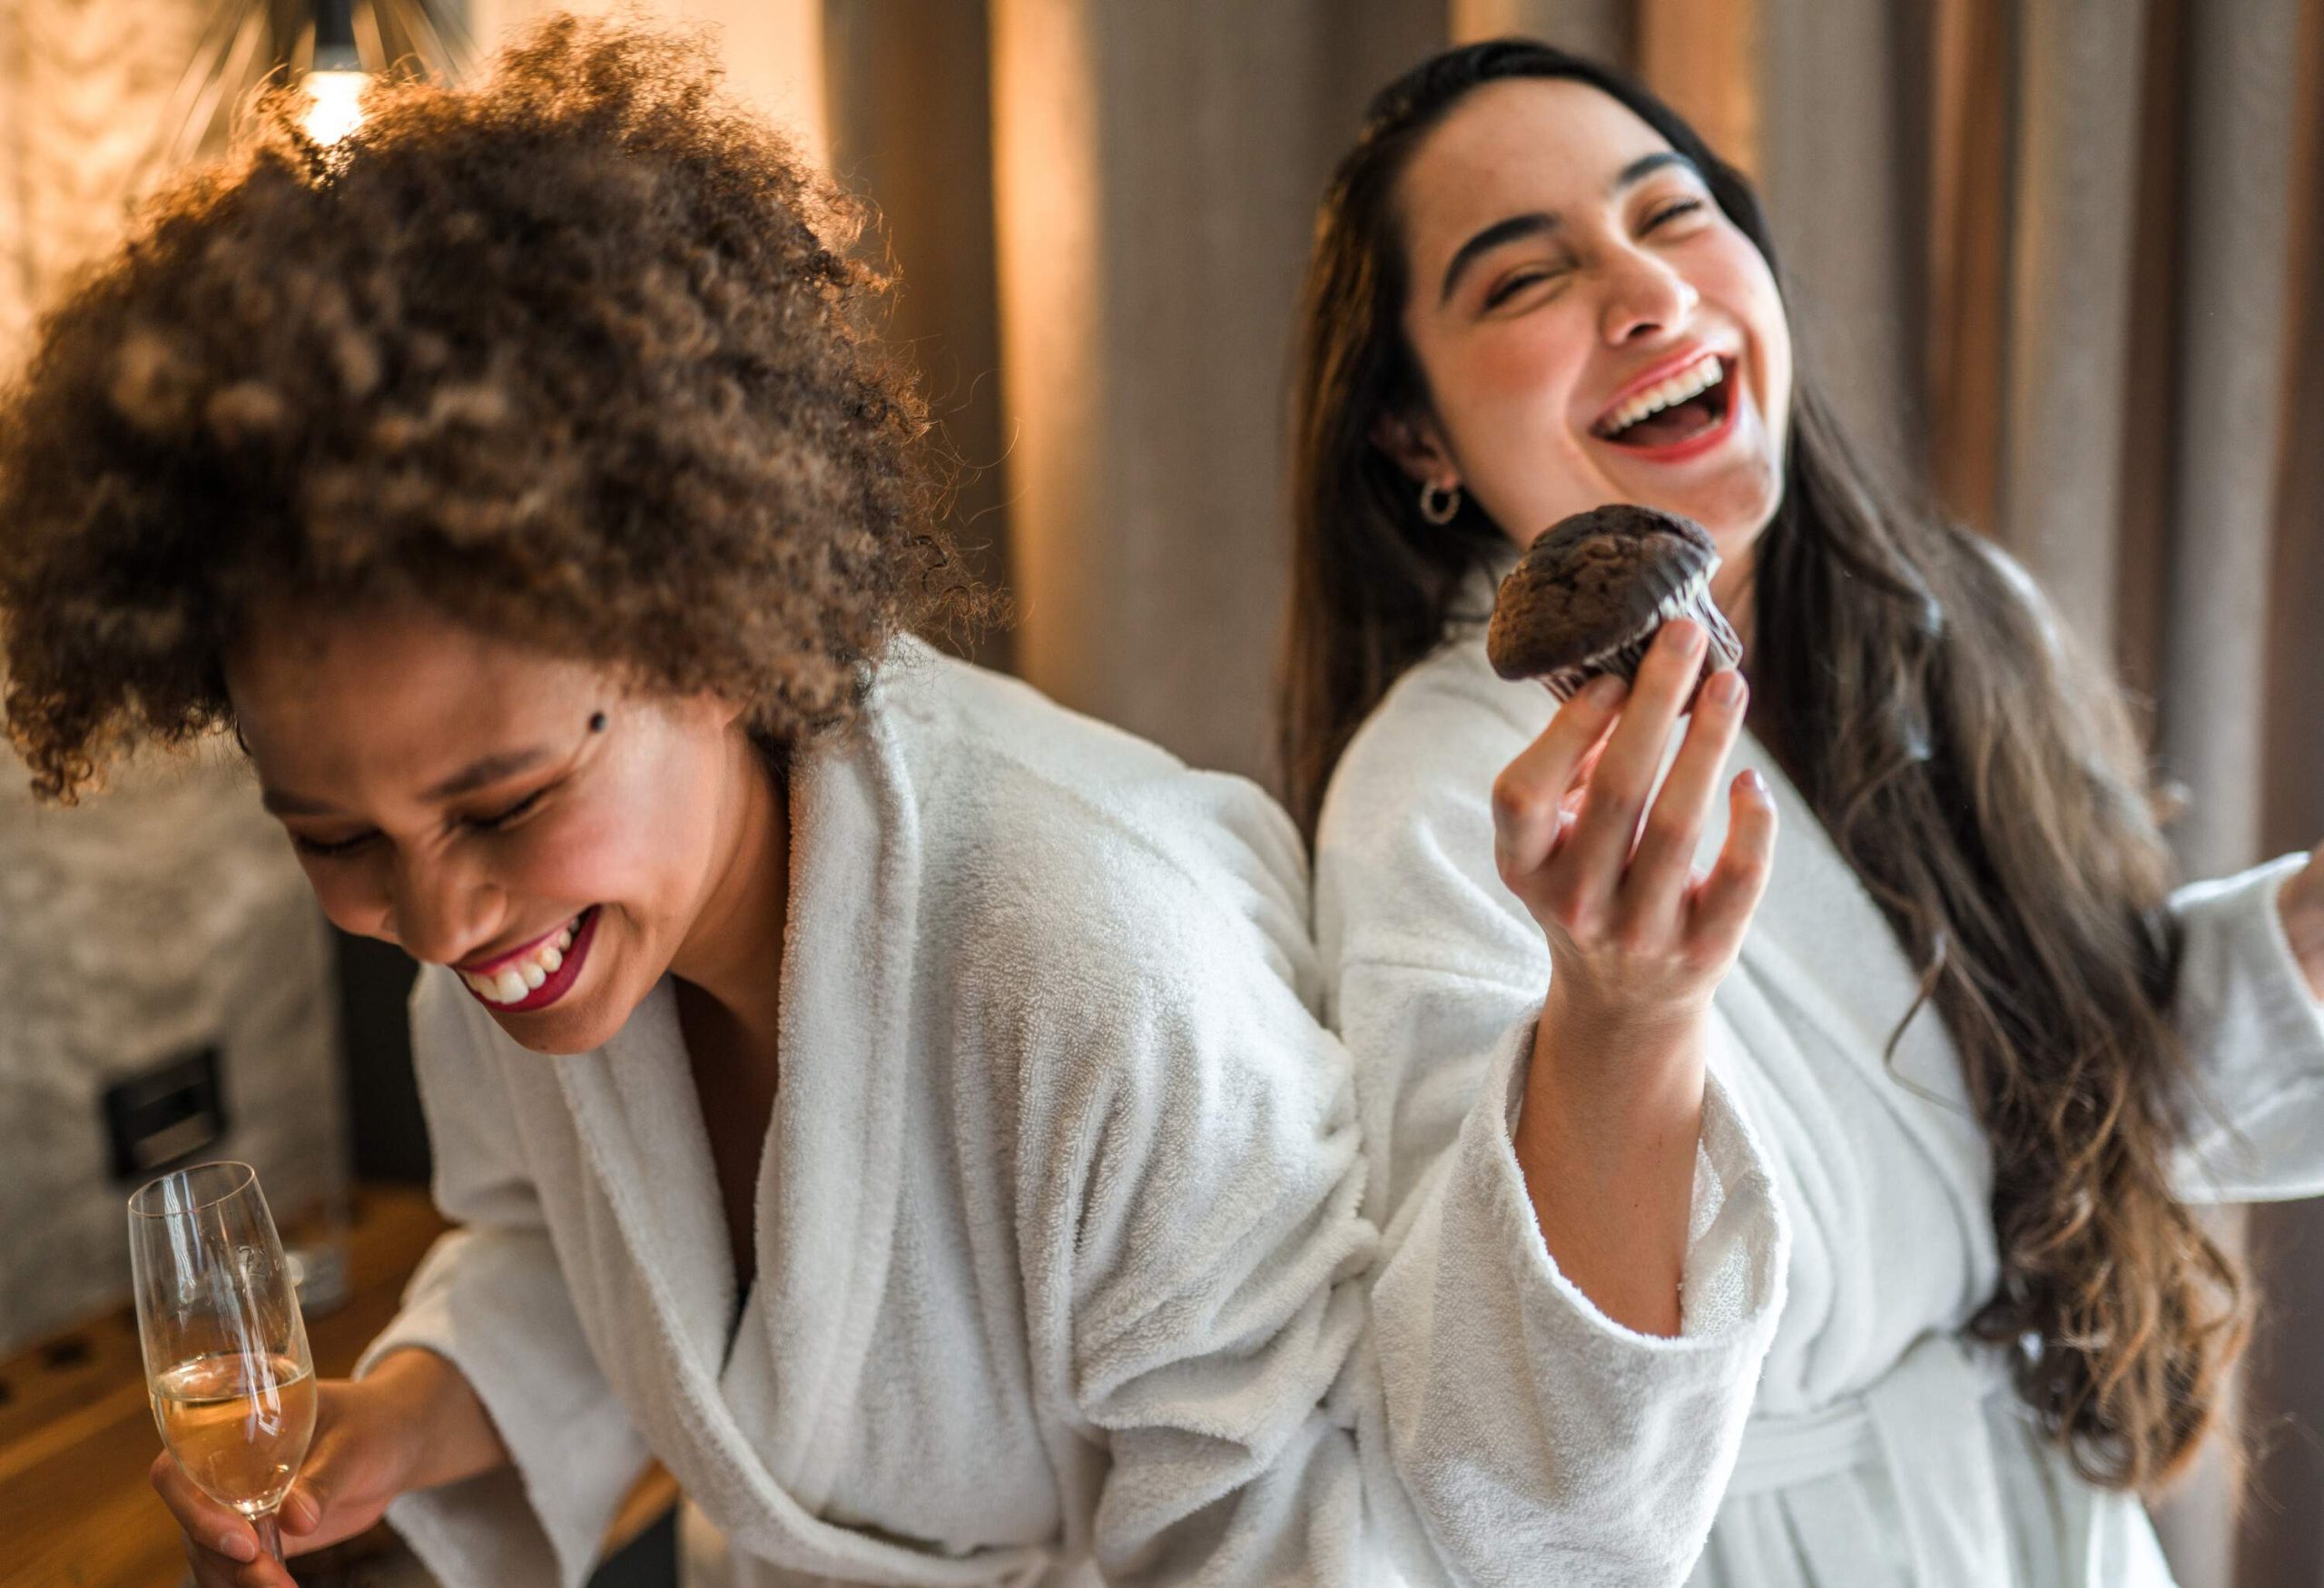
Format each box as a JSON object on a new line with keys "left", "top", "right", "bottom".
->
{"left": 1419, "top": 479, "right": 1462, "bottom": 525}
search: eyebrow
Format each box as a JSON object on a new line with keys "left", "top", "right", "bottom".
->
{"left": 260, "top": 745, "right": 555, "bottom": 818}
{"left": 1435, "top": 150, "right": 1704, "bottom": 306}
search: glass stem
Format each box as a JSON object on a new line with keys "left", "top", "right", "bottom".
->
{"left": 251, "top": 1509, "right": 285, "bottom": 1562}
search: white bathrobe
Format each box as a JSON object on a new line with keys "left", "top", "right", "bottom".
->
{"left": 357, "top": 637, "right": 1781, "bottom": 1588}
{"left": 1315, "top": 613, "right": 2324, "bottom": 1588}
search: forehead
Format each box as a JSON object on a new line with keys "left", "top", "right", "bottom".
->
{"left": 1396, "top": 77, "right": 1677, "bottom": 251}
{"left": 226, "top": 596, "right": 602, "bottom": 792}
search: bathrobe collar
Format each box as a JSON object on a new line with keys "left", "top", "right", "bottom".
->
{"left": 1693, "top": 727, "right": 1974, "bottom": 1116}
{"left": 543, "top": 668, "right": 1014, "bottom": 1581}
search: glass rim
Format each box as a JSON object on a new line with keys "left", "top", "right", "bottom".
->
{"left": 127, "top": 1159, "right": 258, "bottom": 1219}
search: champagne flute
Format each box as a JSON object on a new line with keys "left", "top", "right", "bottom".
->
{"left": 129, "top": 1161, "right": 319, "bottom": 1563}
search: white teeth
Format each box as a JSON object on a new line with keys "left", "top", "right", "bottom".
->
{"left": 1602, "top": 353, "right": 1725, "bottom": 436}
{"left": 462, "top": 912, "right": 590, "bottom": 1005}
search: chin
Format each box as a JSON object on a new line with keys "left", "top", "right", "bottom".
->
{"left": 1679, "top": 459, "right": 1783, "bottom": 557}
{"left": 489, "top": 989, "right": 635, "bottom": 1056}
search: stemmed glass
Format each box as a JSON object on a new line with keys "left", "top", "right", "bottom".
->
{"left": 128, "top": 1161, "right": 318, "bottom": 1563}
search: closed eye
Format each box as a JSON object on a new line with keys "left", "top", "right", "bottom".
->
{"left": 293, "top": 829, "right": 374, "bottom": 859}
{"left": 1483, "top": 266, "right": 1566, "bottom": 309}
{"left": 291, "top": 785, "right": 554, "bottom": 859}
{"left": 1643, "top": 197, "right": 1706, "bottom": 232}
{"left": 468, "top": 785, "right": 551, "bottom": 832}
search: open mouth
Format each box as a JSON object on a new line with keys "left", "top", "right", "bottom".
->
{"left": 1592, "top": 353, "right": 1736, "bottom": 454}
{"left": 458, "top": 905, "right": 602, "bottom": 1012}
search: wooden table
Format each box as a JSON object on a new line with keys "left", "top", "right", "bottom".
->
{"left": 0, "top": 1184, "right": 676, "bottom": 1588}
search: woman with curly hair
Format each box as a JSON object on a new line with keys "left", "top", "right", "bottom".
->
{"left": 1, "top": 21, "right": 1654, "bottom": 1588}
{"left": 1286, "top": 39, "right": 2324, "bottom": 1588}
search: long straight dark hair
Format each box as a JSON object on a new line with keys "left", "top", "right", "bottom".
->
{"left": 1283, "top": 39, "right": 2247, "bottom": 1494}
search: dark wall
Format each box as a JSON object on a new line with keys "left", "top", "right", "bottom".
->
{"left": 335, "top": 931, "right": 429, "bottom": 1184}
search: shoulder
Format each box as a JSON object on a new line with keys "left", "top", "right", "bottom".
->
{"left": 1319, "top": 628, "right": 1546, "bottom": 868}
{"left": 871, "top": 638, "right": 1316, "bottom": 1011}
{"left": 1314, "top": 629, "right": 1549, "bottom": 974}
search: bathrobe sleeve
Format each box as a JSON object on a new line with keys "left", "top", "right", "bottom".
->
{"left": 1003, "top": 780, "right": 1380, "bottom": 1584}
{"left": 1314, "top": 679, "right": 1787, "bottom": 1587}
{"left": 1970, "top": 545, "right": 2324, "bottom": 1203}
{"left": 2170, "top": 853, "right": 2324, "bottom": 1201}
{"left": 355, "top": 967, "right": 651, "bottom": 1588}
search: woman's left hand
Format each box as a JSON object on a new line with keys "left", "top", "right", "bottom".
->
{"left": 2282, "top": 840, "right": 2324, "bottom": 1002}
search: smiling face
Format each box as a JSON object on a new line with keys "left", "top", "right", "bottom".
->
{"left": 226, "top": 595, "right": 772, "bottom": 1055}
{"left": 1382, "top": 77, "right": 1793, "bottom": 583}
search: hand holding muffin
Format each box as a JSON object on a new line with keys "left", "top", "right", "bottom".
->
{"left": 1484, "top": 504, "right": 1775, "bottom": 1336}
{"left": 1484, "top": 505, "right": 1770, "bottom": 1021}
{"left": 1487, "top": 616, "right": 1772, "bottom": 1057}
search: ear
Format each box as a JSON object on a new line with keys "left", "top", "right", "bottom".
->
{"left": 1369, "top": 407, "right": 1457, "bottom": 488}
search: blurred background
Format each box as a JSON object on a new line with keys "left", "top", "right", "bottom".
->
{"left": 1, "top": 1, "right": 2319, "bottom": 1584}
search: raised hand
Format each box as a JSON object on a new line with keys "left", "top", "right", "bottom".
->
{"left": 1492, "top": 617, "right": 1775, "bottom": 1044}
{"left": 1489, "top": 616, "right": 1776, "bottom": 1335}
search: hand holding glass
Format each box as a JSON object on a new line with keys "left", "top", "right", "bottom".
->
{"left": 129, "top": 1161, "right": 318, "bottom": 1563}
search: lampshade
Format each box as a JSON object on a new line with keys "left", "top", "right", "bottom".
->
{"left": 146, "top": 0, "right": 471, "bottom": 175}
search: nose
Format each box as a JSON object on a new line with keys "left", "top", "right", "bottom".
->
{"left": 1598, "top": 244, "right": 1699, "bottom": 345}
{"left": 379, "top": 848, "right": 504, "bottom": 967}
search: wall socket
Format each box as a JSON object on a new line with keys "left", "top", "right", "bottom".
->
{"left": 100, "top": 1045, "right": 227, "bottom": 1181}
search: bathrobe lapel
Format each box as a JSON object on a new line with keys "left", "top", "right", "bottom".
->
{"left": 1695, "top": 727, "right": 1990, "bottom": 1179}
{"left": 730, "top": 712, "right": 915, "bottom": 1512}
{"left": 547, "top": 703, "right": 1004, "bottom": 1582}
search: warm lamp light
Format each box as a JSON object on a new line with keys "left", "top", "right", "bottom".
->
{"left": 301, "top": 68, "right": 368, "bottom": 146}
{"left": 143, "top": 0, "right": 465, "bottom": 176}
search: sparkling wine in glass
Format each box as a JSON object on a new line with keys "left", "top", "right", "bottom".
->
{"left": 129, "top": 1161, "right": 318, "bottom": 1562}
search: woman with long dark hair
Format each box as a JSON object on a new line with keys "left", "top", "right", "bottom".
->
{"left": 1288, "top": 39, "right": 2324, "bottom": 1586}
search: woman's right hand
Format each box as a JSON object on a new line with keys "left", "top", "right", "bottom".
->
{"left": 152, "top": 1343, "right": 512, "bottom": 1588}
{"left": 152, "top": 1373, "right": 411, "bottom": 1587}
{"left": 1492, "top": 616, "right": 1775, "bottom": 1056}
{"left": 1490, "top": 616, "right": 1776, "bottom": 1335}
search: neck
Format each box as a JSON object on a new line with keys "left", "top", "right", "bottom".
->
{"left": 670, "top": 732, "right": 790, "bottom": 1051}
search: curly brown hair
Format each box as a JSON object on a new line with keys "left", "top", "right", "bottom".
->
{"left": 1, "top": 15, "right": 975, "bottom": 804}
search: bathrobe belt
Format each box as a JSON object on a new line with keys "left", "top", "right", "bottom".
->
{"left": 1727, "top": 1330, "right": 2016, "bottom": 1586}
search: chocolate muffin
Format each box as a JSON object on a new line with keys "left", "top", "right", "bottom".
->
{"left": 1486, "top": 503, "right": 1743, "bottom": 702}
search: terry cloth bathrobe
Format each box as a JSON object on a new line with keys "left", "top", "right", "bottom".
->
{"left": 1316, "top": 609, "right": 2324, "bottom": 1588}
{"left": 354, "top": 636, "right": 1735, "bottom": 1588}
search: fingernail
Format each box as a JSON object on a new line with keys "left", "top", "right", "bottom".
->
{"left": 223, "top": 1531, "right": 258, "bottom": 1563}
{"left": 1665, "top": 617, "right": 1705, "bottom": 654}
{"left": 1583, "top": 675, "right": 1625, "bottom": 708}
{"left": 1707, "top": 671, "right": 1744, "bottom": 707}
{"left": 1742, "top": 767, "right": 1768, "bottom": 797}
